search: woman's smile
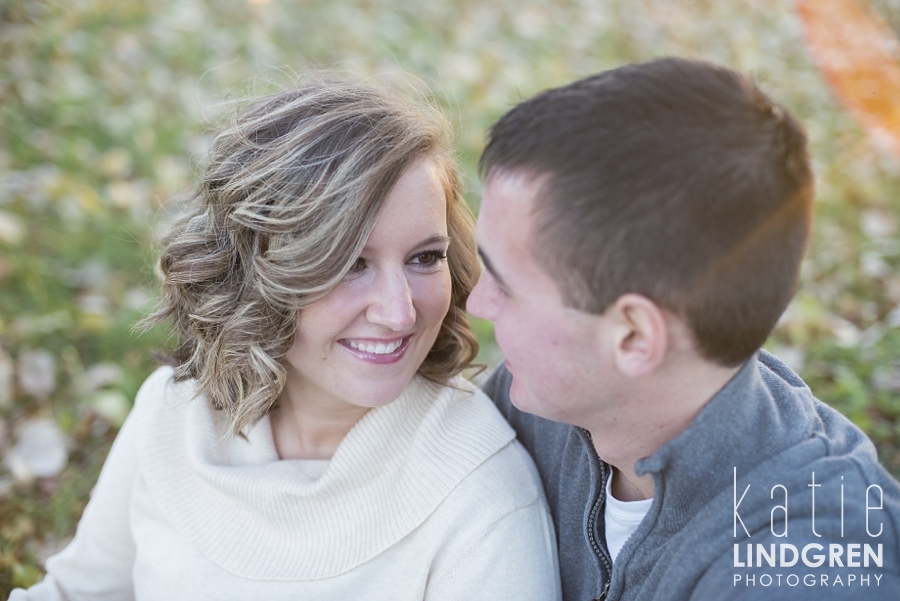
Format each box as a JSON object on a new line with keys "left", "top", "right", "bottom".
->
{"left": 340, "top": 335, "right": 412, "bottom": 364}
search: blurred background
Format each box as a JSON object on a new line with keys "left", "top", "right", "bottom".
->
{"left": 1, "top": 0, "right": 899, "bottom": 592}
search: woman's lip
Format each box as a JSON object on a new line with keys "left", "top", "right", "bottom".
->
{"left": 343, "top": 336, "right": 408, "bottom": 344}
{"left": 339, "top": 335, "right": 412, "bottom": 364}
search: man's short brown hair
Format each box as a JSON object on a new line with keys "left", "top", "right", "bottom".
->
{"left": 480, "top": 57, "right": 814, "bottom": 366}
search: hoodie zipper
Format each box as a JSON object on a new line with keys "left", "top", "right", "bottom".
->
{"left": 581, "top": 429, "right": 614, "bottom": 600}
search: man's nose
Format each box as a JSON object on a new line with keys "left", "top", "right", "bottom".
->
{"left": 466, "top": 271, "right": 499, "bottom": 321}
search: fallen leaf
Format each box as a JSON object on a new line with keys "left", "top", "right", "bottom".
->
{"left": 17, "top": 349, "right": 56, "bottom": 399}
{"left": 6, "top": 418, "right": 69, "bottom": 481}
{"left": 0, "top": 348, "right": 13, "bottom": 409}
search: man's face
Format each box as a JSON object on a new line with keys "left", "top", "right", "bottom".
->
{"left": 467, "top": 170, "right": 613, "bottom": 426}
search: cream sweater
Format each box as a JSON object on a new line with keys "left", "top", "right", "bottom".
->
{"left": 12, "top": 367, "right": 561, "bottom": 600}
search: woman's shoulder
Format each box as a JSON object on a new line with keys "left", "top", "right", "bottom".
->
{"left": 417, "top": 377, "right": 546, "bottom": 508}
{"left": 408, "top": 376, "right": 515, "bottom": 456}
{"left": 455, "top": 437, "right": 546, "bottom": 509}
{"left": 435, "top": 375, "right": 513, "bottom": 430}
{"left": 129, "top": 366, "right": 207, "bottom": 460}
{"left": 131, "top": 365, "right": 197, "bottom": 414}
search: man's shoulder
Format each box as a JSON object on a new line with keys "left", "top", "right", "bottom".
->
{"left": 478, "top": 364, "right": 600, "bottom": 500}
{"left": 481, "top": 363, "right": 515, "bottom": 414}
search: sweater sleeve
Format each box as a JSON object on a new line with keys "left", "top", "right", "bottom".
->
{"left": 9, "top": 370, "right": 168, "bottom": 601}
{"left": 423, "top": 441, "right": 563, "bottom": 601}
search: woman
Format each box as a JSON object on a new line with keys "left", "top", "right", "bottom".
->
{"left": 12, "top": 78, "right": 561, "bottom": 600}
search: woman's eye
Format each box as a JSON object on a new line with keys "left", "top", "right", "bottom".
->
{"left": 348, "top": 257, "right": 367, "bottom": 274}
{"left": 410, "top": 250, "right": 447, "bottom": 268}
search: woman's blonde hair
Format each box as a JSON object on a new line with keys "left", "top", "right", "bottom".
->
{"left": 142, "top": 78, "right": 480, "bottom": 434}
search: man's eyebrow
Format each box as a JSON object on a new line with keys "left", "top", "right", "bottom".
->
{"left": 477, "top": 246, "right": 508, "bottom": 289}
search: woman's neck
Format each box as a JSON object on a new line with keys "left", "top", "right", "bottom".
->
{"left": 269, "top": 395, "right": 371, "bottom": 460}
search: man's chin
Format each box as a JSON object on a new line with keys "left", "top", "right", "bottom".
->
{"left": 508, "top": 380, "right": 540, "bottom": 416}
{"left": 509, "top": 380, "right": 571, "bottom": 424}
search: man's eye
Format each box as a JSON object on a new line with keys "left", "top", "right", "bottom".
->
{"left": 411, "top": 250, "right": 447, "bottom": 268}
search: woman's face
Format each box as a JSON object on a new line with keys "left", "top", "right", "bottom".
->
{"left": 281, "top": 158, "right": 452, "bottom": 413}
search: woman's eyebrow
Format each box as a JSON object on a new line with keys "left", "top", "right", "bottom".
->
{"left": 416, "top": 234, "right": 452, "bottom": 248}
{"left": 363, "top": 234, "right": 451, "bottom": 253}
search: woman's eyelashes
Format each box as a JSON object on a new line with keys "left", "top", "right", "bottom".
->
{"left": 344, "top": 248, "right": 448, "bottom": 279}
{"left": 409, "top": 249, "right": 448, "bottom": 270}
{"left": 347, "top": 257, "right": 367, "bottom": 276}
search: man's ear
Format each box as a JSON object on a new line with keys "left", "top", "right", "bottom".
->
{"left": 608, "top": 293, "right": 669, "bottom": 378}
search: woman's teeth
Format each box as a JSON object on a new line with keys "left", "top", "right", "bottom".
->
{"left": 348, "top": 339, "right": 403, "bottom": 354}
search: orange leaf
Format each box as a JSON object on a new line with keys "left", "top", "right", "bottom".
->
{"left": 798, "top": 0, "right": 900, "bottom": 158}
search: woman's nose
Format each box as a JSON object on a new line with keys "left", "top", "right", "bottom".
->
{"left": 365, "top": 268, "right": 416, "bottom": 331}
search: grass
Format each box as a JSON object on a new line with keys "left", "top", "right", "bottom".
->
{"left": 1, "top": 0, "right": 899, "bottom": 593}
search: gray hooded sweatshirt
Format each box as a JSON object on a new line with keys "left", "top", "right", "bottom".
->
{"left": 483, "top": 350, "right": 900, "bottom": 600}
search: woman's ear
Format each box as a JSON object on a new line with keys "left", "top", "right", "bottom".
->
{"left": 608, "top": 293, "right": 669, "bottom": 378}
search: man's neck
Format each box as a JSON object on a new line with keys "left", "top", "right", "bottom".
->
{"left": 589, "top": 358, "right": 742, "bottom": 502}
{"left": 609, "top": 466, "right": 655, "bottom": 501}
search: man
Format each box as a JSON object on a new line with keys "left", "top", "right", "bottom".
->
{"left": 468, "top": 57, "right": 900, "bottom": 600}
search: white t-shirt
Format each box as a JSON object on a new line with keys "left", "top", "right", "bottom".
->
{"left": 604, "top": 471, "right": 653, "bottom": 562}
